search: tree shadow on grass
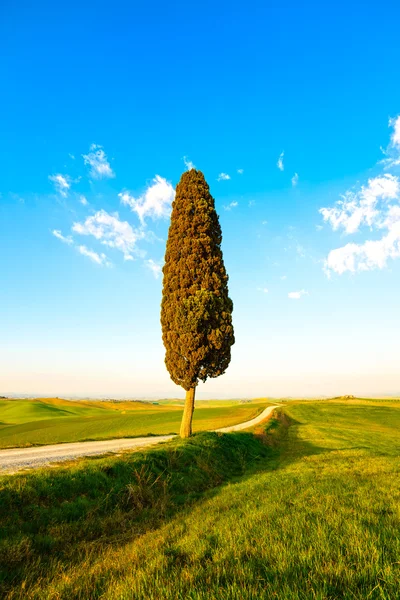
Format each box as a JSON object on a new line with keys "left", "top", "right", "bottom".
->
{"left": 253, "top": 410, "right": 333, "bottom": 465}
{"left": 0, "top": 410, "right": 335, "bottom": 595}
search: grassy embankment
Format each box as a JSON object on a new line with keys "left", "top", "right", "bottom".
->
{"left": 1, "top": 399, "right": 400, "bottom": 599}
{"left": 0, "top": 398, "right": 270, "bottom": 448}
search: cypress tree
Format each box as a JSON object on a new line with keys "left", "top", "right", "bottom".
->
{"left": 161, "top": 169, "right": 235, "bottom": 438}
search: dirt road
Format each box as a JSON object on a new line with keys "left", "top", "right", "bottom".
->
{"left": 0, "top": 436, "right": 175, "bottom": 473}
{"left": 0, "top": 404, "right": 278, "bottom": 472}
{"left": 215, "top": 404, "right": 279, "bottom": 433}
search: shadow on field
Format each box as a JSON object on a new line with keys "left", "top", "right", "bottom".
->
{"left": 0, "top": 409, "right": 329, "bottom": 594}
{"left": 255, "top": 409, "right": 332, "bottom": 463}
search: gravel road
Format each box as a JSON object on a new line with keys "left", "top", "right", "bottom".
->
{"left": 215, "top": 404, "right": 279, "bottom": 433}
{"left": 0, "top": 436, "right": 175, "bottom": 473}
{"left": 0, "top": 405, "right": 278, "bottom": 473}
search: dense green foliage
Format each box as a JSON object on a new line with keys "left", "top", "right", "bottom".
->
{"left": 0, "top": 398, "right": 268, "bottom": 448}
{"left": 161, "top": 170, "right": 234, "bottom": 391}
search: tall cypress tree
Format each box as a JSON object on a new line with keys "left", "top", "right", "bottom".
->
{"left": 161, "top": 169, "right": 235, "bottom": 437}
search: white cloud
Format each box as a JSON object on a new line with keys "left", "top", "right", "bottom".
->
{"left": 82, "top": 144, "right": 115, "bottom": 179}
{"left": 320, "top": 175, "right": 399, "bottom": 234}
{"left": 237, "top": 168, "right": 244, "bottom": 174}
{"left": 261, "top": 220, "right": 268, "bottom": 225}
{"left": 257, "top": 287, "right": 269, "bottom": 294}
{"left": 217, "top": 173, "right": 231, "bottom": 181}
{"left": 380, "top": 116, "right": 400, "bottom": 169}
{"left": 72, "top": 209, "right": 143, "bottom": 260}
{"left": 223, "top": 201, "right": 238, "bottom": 211}
{"left": 324, "top": 219, "right": 400, "bottom": 276}
{"left": 183, "top": 156, "right": 195, "bottom": 171}
{"left": 277, "top": 151, "right": 284, "bottom": 172}
{"left": 145, "top": 259, "right": 163, "bottom": 279}
{"left": 77, "top": 245, "right": 111, "bottom": 266}
{"left": 296, "top": 244, "right": 306, "bottom": 258}
{"left": 52, "top": 227, "right": 111, "bottom": 267}
{"left": 80, "top": 195, "right": 88, "bottom": 206}
{"left": 119, "top": 176, "right": 175, "bottom": 225}
{"left": 52, "top": 229, "right": 73, "bottom": 244}
{"left": 143, "top": 229, "right": 164, "bottom": 244}
{"left": 288, "top": 289, "right": 308, "bottom": 299}
{"left": 390, "top": 115, "right": 400, "bottom": 147}
{"left": 49, "top": 174, "right": 71, "bottom": 197}
{"left": 291, "top": 173, "right": 299, "bottom": 187}
{"left": 380, "top": 203, "right": 400, "bottom": 229}
{"left": 320, "top": 128, "right": 400, "bottom": 274}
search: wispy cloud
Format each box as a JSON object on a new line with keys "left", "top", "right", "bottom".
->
{"left": 145, "top": 259, "right": 163, "bottom": 279}
{"left": 72, "top": 210, "right": 143, "bottom": 261}
{"left": 321, "top": 175, "right": 400, "bottom": 276}
{"left": 223, "top": 201, "right": 238, "bottom": 211}
{"left": 320, "top": 175, "right": 399, "bottom": 235}
{"left": 257, "top": 287, "right": 269, "bottom": 294}
{"left": 217, "top": 173, "right": 231, "bottom": 181}
{"left": 324, "top": 215, "right": 400, "bottom": 276}
{"left": 392, "top": 115, "right": 400, "bottom": 146}
{"left": 288, "top": 289, "right": 308, "bottom": 299}
{"left": 237, "top": 168, "right": 244, "bottom": 174}
{"left": 49, "top": 174, "right": 71, "bottom": 197}
{"left": 119, "top": 176, "right": 175, "bottom": 225}
{"left": 183, "top": 156, "right": 195, "bottom": 171}
{"left": 9, "top": 193, "right": 24, "bottom": 204}
{"left": 277, "top": 151, "right": 284, "bottom": 172}
{"left": 280, "top": 275, "right": 287, "bottom": 280}
{"left": 77, "top": 245, "right": 111, "bottom": 266}
{"left": 320, "top": 118, "right": 400, "bottom": 276}
{"left": 80, "top": 195, "right": 88, "bottom": 206}
{"left": 380, "top": 115, "right": 400, "bottom": 168}
{"left": 52, "top": 229, "right": 73, "bottom": 244}
{"left": 291, "top": 173, "right": 299, "bottom": 187}
{"left": 82, "top": 144, "right": 115, "bottom": 179}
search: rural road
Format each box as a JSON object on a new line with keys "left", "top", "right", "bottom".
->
{"left": 0, "top": 404, "right": 278, "bottom": 473}
{"left": 216, "top": 404, "right": 278, "bottom": 433}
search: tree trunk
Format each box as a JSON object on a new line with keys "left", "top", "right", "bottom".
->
{"left": 180, "top": 387, "right": 196, "bottom": 438}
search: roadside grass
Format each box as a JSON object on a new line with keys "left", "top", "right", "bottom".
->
{"left": 0, "top": 399, "right": 270, "bottom": 448}
{"left": 2, "top": 400, "right": 400, "bottom": 599}
{"left": 0, "top": 427, "right": 275, "bottom": 598}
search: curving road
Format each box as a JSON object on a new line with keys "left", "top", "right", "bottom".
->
{"left": 0, "top": 404, "right": 278, "bottom": 473}
{"left": 215, "top": 403, "right": 279, "bottom": 433}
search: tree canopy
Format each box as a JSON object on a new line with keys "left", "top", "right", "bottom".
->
{"left": 161, "top": 169, "right": 234, "bottom": 404}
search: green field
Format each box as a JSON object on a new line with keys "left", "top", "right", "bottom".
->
{"left": 1, "top": 399, "right": 400, "bottom": 599}
{"left": 0, "top": 398, "right": 270, "bottom": 449}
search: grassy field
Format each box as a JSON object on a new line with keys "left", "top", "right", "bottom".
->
{"left": 0, "top": 398, "right": 270, "bottom": 448}
{"left": 1, "top": 399, "right": 400, "bottom": 599}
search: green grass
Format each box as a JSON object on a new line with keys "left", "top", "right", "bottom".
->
{"left": 0, "top": 427, "right": 273, "bottom": 598}
{"left": 1, "top": 400, "right": 400, "bottom": 599}
{"left": 0, "top": 398, "right": 270, "bottom": 448}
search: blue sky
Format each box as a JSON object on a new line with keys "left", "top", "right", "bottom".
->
{"left": 1, "top": 0, "right": 400, "bottom": 398}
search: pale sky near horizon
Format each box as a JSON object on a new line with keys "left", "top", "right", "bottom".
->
{"left": 1, "top": 1, "right": 400, "bottom": 399}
